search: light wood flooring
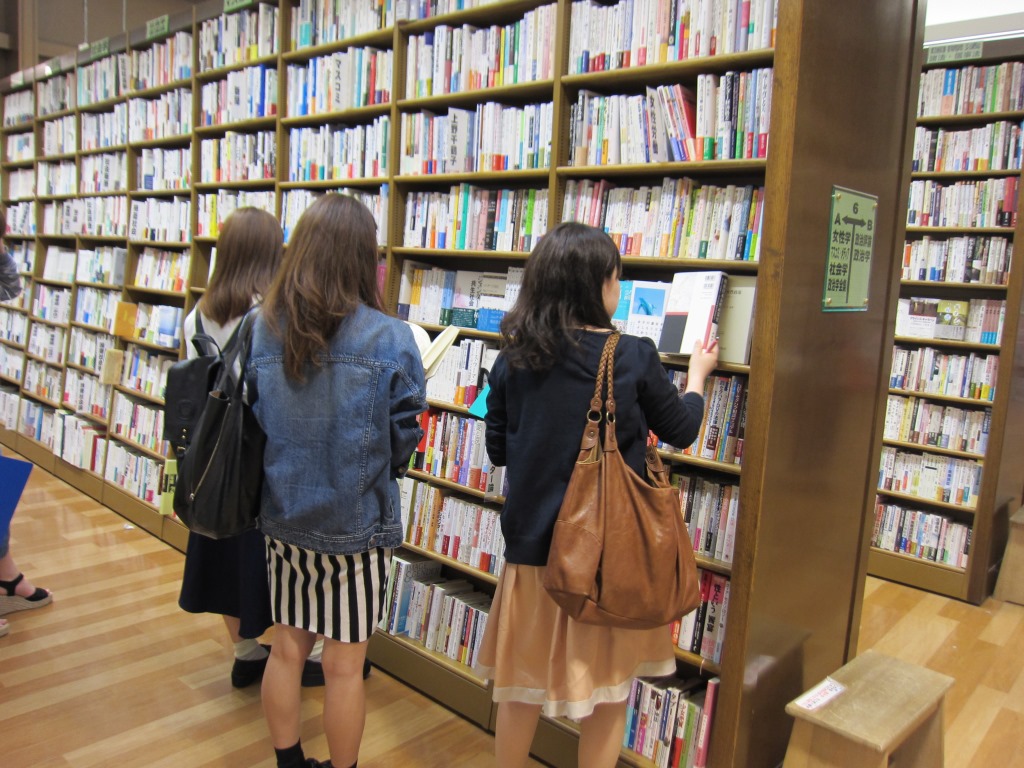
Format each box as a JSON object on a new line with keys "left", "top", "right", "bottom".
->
{"left": 2, "top": 452, "right": 1023, "bottom": 767}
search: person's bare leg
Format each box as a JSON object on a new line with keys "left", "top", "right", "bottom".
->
{"left": 321, "top": 638, "right": 369, "bottom": 767}
{"left": 0, "top": 553, "right": 49, "bottom": 598}
{"left": 261, "top": 623, "right": 316, "bottom": 748}
{"left": 578, "top": 700, "right": 629, "bottom": 768}
{"left": 495, "top": 701, "right": 543, "bottom": 768}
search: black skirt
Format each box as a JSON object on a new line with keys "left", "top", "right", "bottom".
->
{"left": 178, "top": 527, "right": 273, "bottom": 639}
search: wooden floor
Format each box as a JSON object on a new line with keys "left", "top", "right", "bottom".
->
{"left": 2, "top": 454, "right": 1023, "bottom": 767}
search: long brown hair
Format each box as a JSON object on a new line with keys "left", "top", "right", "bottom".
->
{"left": 262, "top": 193, "right": 383, "bottom": 382}
{"left": 200, "top": 207, "right": 283, "bottom": 325}
{"left": 500, "top": 222, "right": 621, "bottom": 370}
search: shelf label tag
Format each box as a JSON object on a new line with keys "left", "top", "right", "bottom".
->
{"left": 89, "top": 38, "right": 110, "bottom": 60}
{"left": 926, "top": 42, "right": 984, "bottom": 65}
{"left": 146, "top": 15, "right": 170, "bottom": 41}
{"left": 224, "top": 0, "right": 256, "bottom": 12}
{"left": 793, "top": 677, "right": 847, "bottom": 711}
{"left": 823, "top": 186, "right": 877, "bottom": 312}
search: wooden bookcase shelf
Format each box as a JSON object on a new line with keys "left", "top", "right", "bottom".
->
{"left": 0, "top": 2, "right": 930, "bottom": 766}
{"left": 868, "top": 36, "right": 1024, "bottom": 605}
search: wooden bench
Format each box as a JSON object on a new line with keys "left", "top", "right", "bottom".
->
{"left": 782, "top": 650, "right": 953, "bottom": 768}
{"left": 994, "top": 505, "right": 1024, "bottom": 605}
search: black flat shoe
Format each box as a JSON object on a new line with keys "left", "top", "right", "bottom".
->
{"left": 231, "top": 654, "right": 269, "bottom": 688}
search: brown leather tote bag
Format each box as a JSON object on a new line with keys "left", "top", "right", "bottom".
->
{"left": 544, "top": 332, "right": 702, "bottom": 629}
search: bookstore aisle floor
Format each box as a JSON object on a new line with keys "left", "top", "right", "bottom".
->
{"left": 1, "top": 453, "right": 1022, "bottom": 768}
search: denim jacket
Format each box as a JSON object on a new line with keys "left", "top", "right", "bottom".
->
{"left": 246, "top": 304, "right": 426, "bottom": 555}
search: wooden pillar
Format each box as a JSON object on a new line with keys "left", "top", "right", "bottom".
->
{"left": 16, "top": 0, "right": 37, "bottom": 71}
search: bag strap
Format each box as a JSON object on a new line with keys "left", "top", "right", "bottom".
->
{"left": 214, "top": 308, "right": 259, "bottom": 397}
{"left": 580, "top": 332, "right": 621, "bottom": 453}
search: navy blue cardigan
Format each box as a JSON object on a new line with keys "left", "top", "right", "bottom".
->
{"left": 485, "top": 331, "right": 705, "bottom": 565}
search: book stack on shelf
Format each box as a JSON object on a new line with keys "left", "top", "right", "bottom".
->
{"left": 868, "top": 39, "right": 1024, "bottom": 604}
{"left": 0, "top": 1, "right": 938, "bottom": 766}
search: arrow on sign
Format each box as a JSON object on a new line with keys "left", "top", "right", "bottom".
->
{"left": 843, "top": 216, "right": 866, "bottom": 227}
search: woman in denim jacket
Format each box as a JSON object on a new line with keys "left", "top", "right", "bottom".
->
{"left": 247, "top": 194, "right": 426, "bottom": 768}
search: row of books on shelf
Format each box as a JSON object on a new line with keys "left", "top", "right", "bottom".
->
{"left": 63, "top": 367, "right": 111, "bottom": 420}
{"left": 918, "top": 61, "right": 1024, "bottom": 118}
{"left": 400, "top": 477, "right": 506, "bottom": 576}
{"left": 43, "top": 197, "right": 129, "bottom": 238}
{"left": 128, "top": 31, "right": 193, "bottom": 92}
{"left": 128, "top": 197, "right": 191, "bottom": 243}
{"left": 77, "top": 53, "right": 129, "bottom": 107}
{"left": 906, "top": 177, "right": 1018, "bottom": 229}
{"left": 410, "top": 408, "right": 505, "bottom": 495}
{"left": 5, "top": 132, "right": 34, "bottom": 162}
{"left": 40, "top": 246, "right": 76, "bottom": 282}
{"left": 402, "top": 185, "right": 547, "bottom": 253}
{"left": 285, "top": 47, "right": 392, "bottom": 116}
{"left": 405, "top": 4, "right": 557, "bottom": 98}
{"left": 569, "top": 0, "right": 777, "bottom": 74}
{"left": 37, "top": 160, "right": 78, "bottom": 196}
{"left": 31, "top": 284, "right": 72, "bottom": 324}
{"left": 55, "top": 411, "right": 107, "bottom": 474}
{"left": 133, "top": 248, "right": 191, "bottom": 293}
{"left": 281, "top": 188, "right": 388, "bottom": 244}
{"left": 75, "top": 245, "right": 127, "bottom": 286}
{"left": 196, "top": 190, "right": 277, "bottom": 236}
{"left": 3, "top": 91, "right": 34, "bottom": 127}
{"left": 23, "top": 358, "right": 62, "bottom": 402}
{"left": 27, "top": 322, "right": 65, "bottom": 363}
{"left": 895, "top": 296, "right": 1005, "bottom": 345}
{"left": 6, "top": 169, "right": 35, "bottom": 200}
{"left": 877, "top": 446, "right": 982, "bottom": 508}
{"left": 0, "top": 308, "right": 27, "bottom": 345}
{"left": 678, "top": 474, "right": 738, "bottom": 562}
{"left": 41, "top": 114, "right": 76, "bottom": 156}
{"left": 116, "top": 301, "right": 184, "bottom": 349}
{"left": 621, "top": 673, "right": 718, "bottom": 768}
{"left": 871, "top": 500, "right": 971, "bottom": 569}
{"left": 674, "top": 569, "right": 730, "bottom": 666}
{"left": 289, "top": 0, "right": 390, "bottom": 49}
{"left": 37, "top": 72, "right": 75, "bottom": 116}
{"left": 139, "top": 147, "right": 192, "bottom": 191}
{"left": 287, "top": 118, "right": 390, "bottom": 182}
{"left": 3, "top": 201, "right": 33, "bottom": 234}
{"left": 0, "top": 345, "right": 24, "bottom": 380}
{"left": 83, "top": 103, "right": 129, "bottom": 149}
{"left": 400, "top": 101, "right": 553, "bottom": 174}
{"left": 105, "top": 438, "right": 164, "bottom": 504}
{"left": 564, "top": 178, "right": 764, "bottom": 261}
{"left": 68, "top": 326, "right": 116, "bottom": 373}
{"left": 118, "top": 344, "right": 175, "bottom": 401}
{"left": 197, "top": 4, "right": 279, "bottom": 72}
{"left": 426, "top": 337, "right": 498, "bottom": 407}
{"left": 5, "top": 241, "right": 33, "bottom": 272}
{"left": 573, "top": 69, "right": 771, "bottom": 166}
{"left": 380, "top": 553, "right": 491, "bottom": 669}
{"left": 889, "top": 344, "right": 998, "bottom": 403}
{"left": 80, "top": 152, "right": 128, "bottom": 194}
{"left": 129, "top": 90, "right": 191, "bottom": 143}
{"left": 199, "top": 66, "right": 279, "bottom": 126}
{"left": 200, "top": 131, "right": 274, "bottom": 183}
{"left": 883, "top": 394, "right": 990, "bottom": 456}
{"left": 663, "top": 369, "right": 747, "bottom": 465}
{"left": 110, "top": 389, "right": 167, "bottom": 455}
{"left": 397, "top": 261, "right": 522, "bottom": 332}
{"left": 911, "top": 121, "right": 1023, "bottom": 173}
{"left": 901, "top": 235, "right": 1011, "bottom": 285}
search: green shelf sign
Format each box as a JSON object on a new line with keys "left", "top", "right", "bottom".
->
{"left": 224, "top": 0, "right": 256, "bottom": 12}
{"left": 823, "top": 186, "right": 877, "bottom": 312}
{"left": 146, "top": 15, "right": 170, "bottom": 41}
{"left": 925, "top": 42, "right": 984, "bottom": 65}
{"left": 89, "top": 37, "right": 110, "bottom": 60}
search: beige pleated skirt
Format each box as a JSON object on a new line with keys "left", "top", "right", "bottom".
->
{"left": 475, "top": 563, "right": 677, "bottom": 720}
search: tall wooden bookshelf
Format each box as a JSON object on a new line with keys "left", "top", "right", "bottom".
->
{"left": 867, "top": 36, "right": 1024, "bottom": 606}
{"left": 0, "top": 1, "right": 927, "bottom": 766}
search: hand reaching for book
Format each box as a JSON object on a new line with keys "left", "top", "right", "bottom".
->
{"left": 685, "top": 338, "right": 720, "bottom": 395}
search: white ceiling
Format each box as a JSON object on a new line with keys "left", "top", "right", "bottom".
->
{"left": 924, "top": 0, "right": 1024, "bottom": 43}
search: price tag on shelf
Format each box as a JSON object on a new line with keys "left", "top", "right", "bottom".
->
{"left": 792, "top": 677, "right": 847, "bottom": 711}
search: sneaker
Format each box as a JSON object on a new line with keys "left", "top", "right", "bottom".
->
{"left": 231, "top": 654, "right": 269, "bottom": 688}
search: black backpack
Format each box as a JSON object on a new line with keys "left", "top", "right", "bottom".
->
{"left": 163, "top": 313, "right": 243, "bottom": 457}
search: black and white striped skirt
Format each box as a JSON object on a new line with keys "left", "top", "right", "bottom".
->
{"left": 265, "top": 537, "right": 392, "bottom": 643}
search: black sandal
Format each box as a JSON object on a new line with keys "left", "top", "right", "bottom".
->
{"left": 0, "top": 573, "right": 52, "bottom": 616}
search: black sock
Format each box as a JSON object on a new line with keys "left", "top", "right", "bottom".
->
{"left": 274, "top": 741, "right": 305, "bottom": 768}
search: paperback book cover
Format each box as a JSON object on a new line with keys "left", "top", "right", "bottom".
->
{"left": 658, "top": 271, "right": 728, "bottom": 355}
{"left": 624, "top": 280, "right": 671, "bottom": 342}
{"left": 715, "top": 275, "right": 757, "bottom": 365}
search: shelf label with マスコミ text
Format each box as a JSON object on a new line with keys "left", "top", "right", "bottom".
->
{"left": 146, "top": 15, "right": 170, "bottom": 41}
{"left": 823, "top": 186, "right": 877, "bottom": 312}
{"left": 792, "top": 677, "right": 847, "bottom": 711}
{"left": 224, "top": 0, "right": 256, "bottom": 12}
{"left": 89, "top": 38, "right": 110, "bottom": 60}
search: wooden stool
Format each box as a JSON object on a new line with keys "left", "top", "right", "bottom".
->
{"left": 782, "top": 650, "right": 953, "bottom": 768}
{"left": 994, "top": 506, "right": 1024, "bottom": 605}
